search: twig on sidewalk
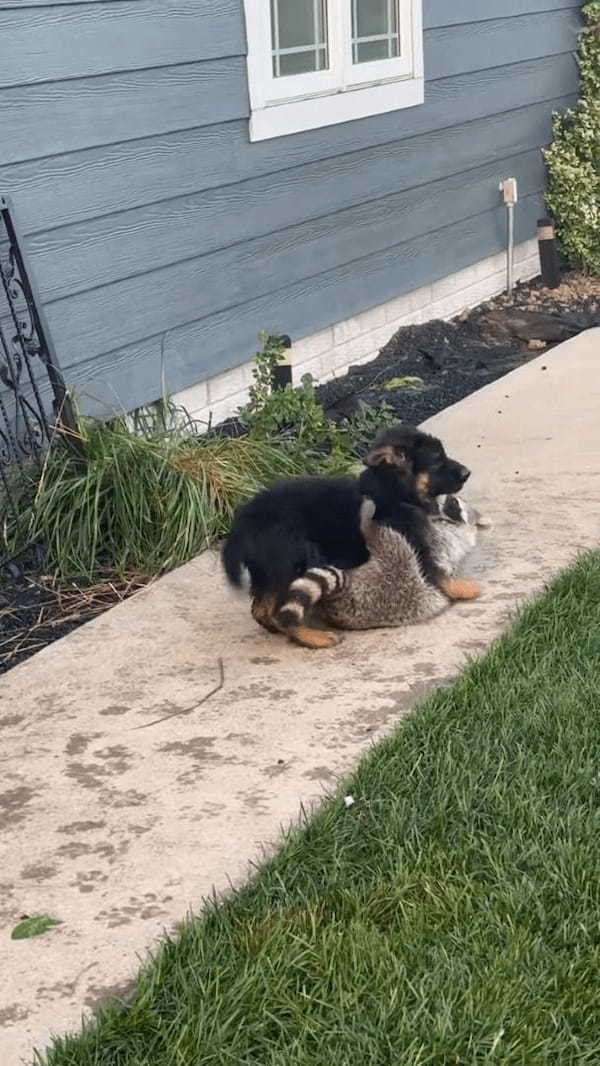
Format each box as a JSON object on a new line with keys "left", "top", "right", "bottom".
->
{"left": 133, "top": 658, "right": 225, "bottom": 730}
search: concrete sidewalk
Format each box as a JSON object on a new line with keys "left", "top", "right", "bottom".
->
{"left": 1, "top": 330, "right": 599, "bottom": 1064}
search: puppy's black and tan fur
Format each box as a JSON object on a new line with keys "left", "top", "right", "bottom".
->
{"left": 222, "top": 424, "right": 477, "bottom": 648}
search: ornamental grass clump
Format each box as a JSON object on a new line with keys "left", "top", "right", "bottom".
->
{"left": 11, "top": 414, "right": 301, "bottom": 579}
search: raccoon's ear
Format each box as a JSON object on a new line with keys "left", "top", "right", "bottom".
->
{"left": 364, "top": 445, "right": 408, "bottom": 469}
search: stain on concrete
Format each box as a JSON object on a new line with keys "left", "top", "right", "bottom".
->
{"left": 0, "top": 786, "right": 38, "bottom": 830}
{"left": 460, "top": 640, "right": 489, "bottom": 652}
{"left": 0, "top": 1003, "right": 31, "bottom": 1025}
{"left": 194, "top": 801, "right": 227, "bottom": 819}
{"left": 304, "top": 766, "right": 337, "bottom": 782}
{"left": 36, "top": 980, "right": 78, "bottom": 1003}
{"left": 159, "top": 736, "right": 217, "bottom": 761}
{"left": 95, "top": 894, "right": 169, "bottom": 929}
{"left": 250, "top": 656, "right": 281, "bottom": 665}
{"left": 65, "top": 733, "right": 101, "bottom": 756}
{"left": 126, "top": 822, "right": 152, "bottom": 837}
{"left": 410, "top": 661, "right": 438, "bottom": 679}
{"left": 57, "top": 820, "right": 106, "bottom": 835}
{"left": 225, "top": 732, "right": 255, "bottom": 745}
{"left": 70, "top": 869, "right": 108, "bottom": 894}
{"left": 140, "top": 904, "right": 166, "bottom": 919}
{"left": 99, "top": 704, "right": 130, "bottom": 716}
{"left": 56, "top": 841, "right": 92, "bottom": 859}
{"left": 95, "top": 841, "right": 118, "bottom": 861}
{"left": 263, "top": 761, "right": 289, "bottom": 778}
{"left": 58, "top": 837, "right": 123, "bottom": 864}
{"left": 20, "top": 863, "right": 58, "bottom": 881}
{"left": 65, "top": 746, "right": 133, "bottom": 789}
{"left": 227, "top": 683, "right": 270, "bottom": 701}
{"left": 0, "top": 714, "right": 24, "bottom": 729}
{"left": 241, "top": 789, "right": 270, "bottom": 813}
{"left": 92, "top": 745, "right": 133, "bottom": 772}
{"left": 100, "top": 788, "right": 148, "bottom": 808}
{"left": 84, "top": 979, "right": 135, "bottom": 1014}
{"left": 64, "top": 762, "right": 109, "bottom": 789}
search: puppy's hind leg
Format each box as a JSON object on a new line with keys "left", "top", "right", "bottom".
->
{"left": 251, "top": 594, "right": 341, "bottom": 646}
{"left": 251, "top": 593, "right": 282, "bottom": 634}
{"left": 287, "top": 625, "right": 342, "bottom": 650}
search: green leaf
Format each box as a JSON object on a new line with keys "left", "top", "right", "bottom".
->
{"left": 380, "top": 376, "right": 425, "bottom": 391}
{"left": 11, "top": 915, "right": 62, "bottom": 940}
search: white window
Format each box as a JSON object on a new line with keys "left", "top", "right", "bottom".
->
{"left": 243, "top": 0, "right": 424, "bottom": 141}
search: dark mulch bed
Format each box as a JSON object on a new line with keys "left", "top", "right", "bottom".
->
{"left": 315, "top": 271, "right": 600, "bottom": 430}
{"left": 0, "top": 568, "right": 149, "bottom": 675}
{"left": 2, "top": 269, "right": 599, "bottom": 675}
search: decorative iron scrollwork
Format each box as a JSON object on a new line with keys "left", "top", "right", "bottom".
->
{"left": 0, "top": 196, "right": 79, "bottom": 537}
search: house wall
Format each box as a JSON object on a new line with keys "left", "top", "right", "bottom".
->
{"left": 0, "top": 0, "right": 581, "bottom": 418}
{"left": 175, "top": 237, "right": 541, "bottom": 428}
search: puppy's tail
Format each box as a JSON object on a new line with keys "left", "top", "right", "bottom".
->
{"left": 277, "top": 567, "right": 345, "bottom": 629}
{"left": 221, "top": 529, "right": 246, "bottom": 588}
{"left": 222, "top": 525, "right": 305, "bottom": 598}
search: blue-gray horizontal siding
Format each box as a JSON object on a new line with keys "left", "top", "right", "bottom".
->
{"left": 0, "top": 0, "right": 581, "bottom": 415}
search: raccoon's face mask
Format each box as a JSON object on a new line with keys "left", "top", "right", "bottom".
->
{"left": 435, "top": 495, "right": 492, "bottom": 529}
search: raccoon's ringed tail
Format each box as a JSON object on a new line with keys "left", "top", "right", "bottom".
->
{"left": 277, "top": 567, "right": 344, "bottom": 628}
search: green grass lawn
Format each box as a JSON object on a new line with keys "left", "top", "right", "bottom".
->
{"left": 41, "top": 553, "right": 600, "bottom": 1066}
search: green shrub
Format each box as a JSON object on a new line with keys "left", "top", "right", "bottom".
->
{"left": 544, "top": 2, "right": 600, "bottom": 274}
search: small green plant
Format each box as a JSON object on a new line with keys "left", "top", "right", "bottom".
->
{"left": 544, "top": 2, "right": 600, "bottom": 274}
{"left": 240, "top": 333, "right": 349, "bottom": 472}
{"left": 342, "top": 400, "right": 396, "bottom": 460}
{"left": 240, "top": 333, "right": 397, "bottom": 473}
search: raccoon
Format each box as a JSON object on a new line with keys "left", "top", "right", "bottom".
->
{"left": 276, "top": 494, "right": 490, "bottom": 640}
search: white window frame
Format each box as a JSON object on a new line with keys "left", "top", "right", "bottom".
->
{"left": 244, "top": 0, "right": 424, "bottom": 141}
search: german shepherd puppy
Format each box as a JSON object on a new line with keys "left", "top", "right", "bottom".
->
{"left": 222, "top": 424, "right": 477, "bottom": 648}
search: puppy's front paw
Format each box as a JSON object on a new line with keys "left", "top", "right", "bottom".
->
{"left": 289, "top": 626, "right": 343, "bottom": 649}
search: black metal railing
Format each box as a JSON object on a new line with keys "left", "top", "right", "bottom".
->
{"left": 0, "top": 195, "right": 79, "bottom": 542}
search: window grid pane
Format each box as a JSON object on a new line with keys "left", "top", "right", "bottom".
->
{"left": 271, "top": 0, "right": 328, "bottom": 78}
{"left": 352, "top": 0, "right": 400, "bottom": 64}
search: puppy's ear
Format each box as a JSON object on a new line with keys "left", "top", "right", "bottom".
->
{"left": 364, "top": 445, "right": 409, "bottom": 469}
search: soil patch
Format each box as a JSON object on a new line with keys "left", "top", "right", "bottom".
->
{"left": 315, "top": 271, "right": 600, "bottom": 433}
{"left": 0, "top": 571, "right": 149, "bottom": 676}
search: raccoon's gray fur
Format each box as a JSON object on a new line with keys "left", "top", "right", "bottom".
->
{"left": 277, "top": 495, "right": 489, "bottom": 632}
